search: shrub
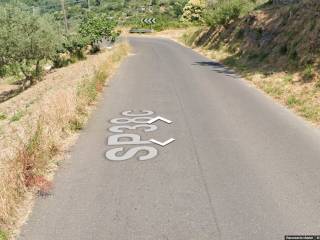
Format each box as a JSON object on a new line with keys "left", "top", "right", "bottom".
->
{"left": 52, "top": 53, "right": 71, "bottom": 68}
{"left": 52, "top": 33, "right": 89, "bottom": 68}
{"left": 180, "top": 0, "right": 205, "bottom": 23}
{"left": 79, "top": 12, "right": 117, "bottom": 52}
{"left": 62, "top": 34, "right": 89, "bottom": 60}
{"left": 204, "top": 0, "right": 257, "bottom": 27}
{"left": 171, "top": 0, "right": 189, "bottom": 17}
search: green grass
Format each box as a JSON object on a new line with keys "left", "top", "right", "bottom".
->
{"left": 286, "top": 95, "right": 302, "bottom": 107}
{"left": 262, "top": 82, "right": 284, "bottom": 98}
{"left": 77, "top": 77, "right": 98, "bottom": 105}
{"left": 300, "top": 105, "right": 320, "bottom": 122}
{"left": 10, "top": 111, "right": 24, "bottom": 122}
{"left": 0, "top": 230, "right": 8, "bottom": 240}
{"left": 0, "top": 112, "right": 7, "bottom": 120}
{"left": 302, "top": 65, "right": 314, "bottom": 81}
{"left": 68, "top": 118, "right": 84, "bottom": 132}
{"left": 283, "top": 74, "right": 293, "bottom": 83}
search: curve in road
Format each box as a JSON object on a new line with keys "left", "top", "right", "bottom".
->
{"left": 19, "top": 37, "right": 320, "bottom": 240}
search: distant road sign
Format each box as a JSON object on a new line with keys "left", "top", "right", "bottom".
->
{"left": 142, "top": 18, "right": 156, "bottom": 24}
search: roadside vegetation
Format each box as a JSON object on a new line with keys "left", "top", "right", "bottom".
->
{"left": 0, "top": 1, "right": 130, "bottom": 238}
{"left": 0, "top": 0, "right": 191, "bottom": 237}
{"left": 177, "top": 0, "right": 320, "bottom": 126}
{"left": 0, "top": 42, "right": 130, "bottom": 239}
{"left": 0, "top": 0, "right": 193, "bottom": 102}
{"left": 0, "top": 2, "right": 118, "bottom": 102}
{"left": 121, "top": 0, "right": 191, "bottom": 31}
{"left": 0, "top": 230, "right": 7, "bottom": 240}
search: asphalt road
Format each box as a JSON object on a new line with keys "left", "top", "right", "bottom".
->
{"left": 19, "top": 37, "right": 320, "bottom": 240}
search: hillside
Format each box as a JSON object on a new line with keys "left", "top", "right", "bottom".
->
{"left": 181, "top": 0, "right": 320, "bottom": 124}
{"left": 192, "top": 0, "right": 320, "bottom": 72}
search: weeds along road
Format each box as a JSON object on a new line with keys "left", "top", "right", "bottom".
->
{"left": 19, "top": 37, "right": 320, "bottom": 240}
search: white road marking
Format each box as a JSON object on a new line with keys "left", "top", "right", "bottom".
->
{"left": 149, "top": 138, "right": 175, "bottom": 147}
{"left": 147, "top": 116, "right": 173, "bottom": 124}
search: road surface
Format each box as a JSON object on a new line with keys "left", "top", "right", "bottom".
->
{"left": 19, "top": 37, "right": 320, "bottom": 240}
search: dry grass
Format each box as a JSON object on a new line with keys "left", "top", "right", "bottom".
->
{"left": 175, "top": 25, "right": 320, "bottom": 127}
{"left": 174, "top": 0, "right": 320, "bottom": 126}
{"left": 0, "top": 42, "right": 130, "bottom": 239}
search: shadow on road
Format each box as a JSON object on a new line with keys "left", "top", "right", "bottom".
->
{"left": 192, "top": 61, "right": 237, "bottom": 77}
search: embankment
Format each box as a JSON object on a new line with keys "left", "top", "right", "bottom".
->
{"left": 0, "top": 42, "right": 130, "bottom": 239}
{"left": 181, "top": 0, "right": 320, "bottom": 125}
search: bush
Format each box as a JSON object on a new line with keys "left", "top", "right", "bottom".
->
{"left": 63, "top": 34, "right": 89, "bottom": 60}
{"left": 79, "top": 13, "right": 117, "bottom": 52}
{"left": 204, "top": 0, "right": 257, "bottom": 27}
{"left": 171, "top": 0, "right": 189, "bottom": 17}
{"left": 53, "top": 33, "right": 90, "bottom": 68}
{"left": 181, "top": 0, "right": 205, "bottom": 23}
{"left": 52, "top": 53, "right": 71, "bottom": 68}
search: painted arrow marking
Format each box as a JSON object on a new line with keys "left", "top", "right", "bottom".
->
{"left": 150, "top": 138, "right": 175, "bottom": 147}
{"left": 147, "top": 116, "right": 173, "bottom": 124}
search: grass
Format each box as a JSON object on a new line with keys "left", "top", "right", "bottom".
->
{"left": 10, "top": 111, "right": 24, "bottom": 122}
{"left": 287, "top": 95, "right": 302, "bottom": 107}
{"left": 302, "top": 65, "right": 314, "bottom": 81}
{"left": 261, "top": 81, "right": 284, "bottom": 98}
{"left": 0, "top": 42, "right": 130, "bottom": 237}
{"left": 68, "top": 118, "right": 84, "bottom": 132}
{"left": 0, "top": 230, "right": 7, "bottom": 240}
{"left": 300, "top": 105, "right": 320, "bottom": 122}
{"left": 0, "top": 113, "right": 6, "bottom": 120}
{"left": 77, "top": 42, "right": 130, "bottom": 108}
{"left": 77, "top": 77, "right": 98, "bottom": 105}
{"left": 283, "top": 74, "right": 293, "bottom": 83}
{"left": 179, "top": 27, "right": 320, "bottom": 126}
{"left": 181, "top": 27, "right": 203, "bottom": 47}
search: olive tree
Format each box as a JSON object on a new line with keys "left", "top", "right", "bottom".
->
{"left": 0, "top": 4, "right": 62, "bottom": 86}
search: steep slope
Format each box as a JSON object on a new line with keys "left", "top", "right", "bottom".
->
{"left": 181, "top": 0, "right": 320, "bottom": 125}
{"left": 193, "top": 0, "right": 320, "bottom": 73}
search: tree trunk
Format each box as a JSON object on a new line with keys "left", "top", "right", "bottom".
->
{"left": 35, "top": 60, "right": 42, "bottom": 82}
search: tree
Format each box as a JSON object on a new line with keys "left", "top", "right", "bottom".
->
{"left": 79, "top": 12, "right": 117, "bottom": 52}
{"left": 0, "top": 4, "right": 62, "bottom": 86}
{"left": 170, "top": 0, "right": 188, "bottom": 17}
